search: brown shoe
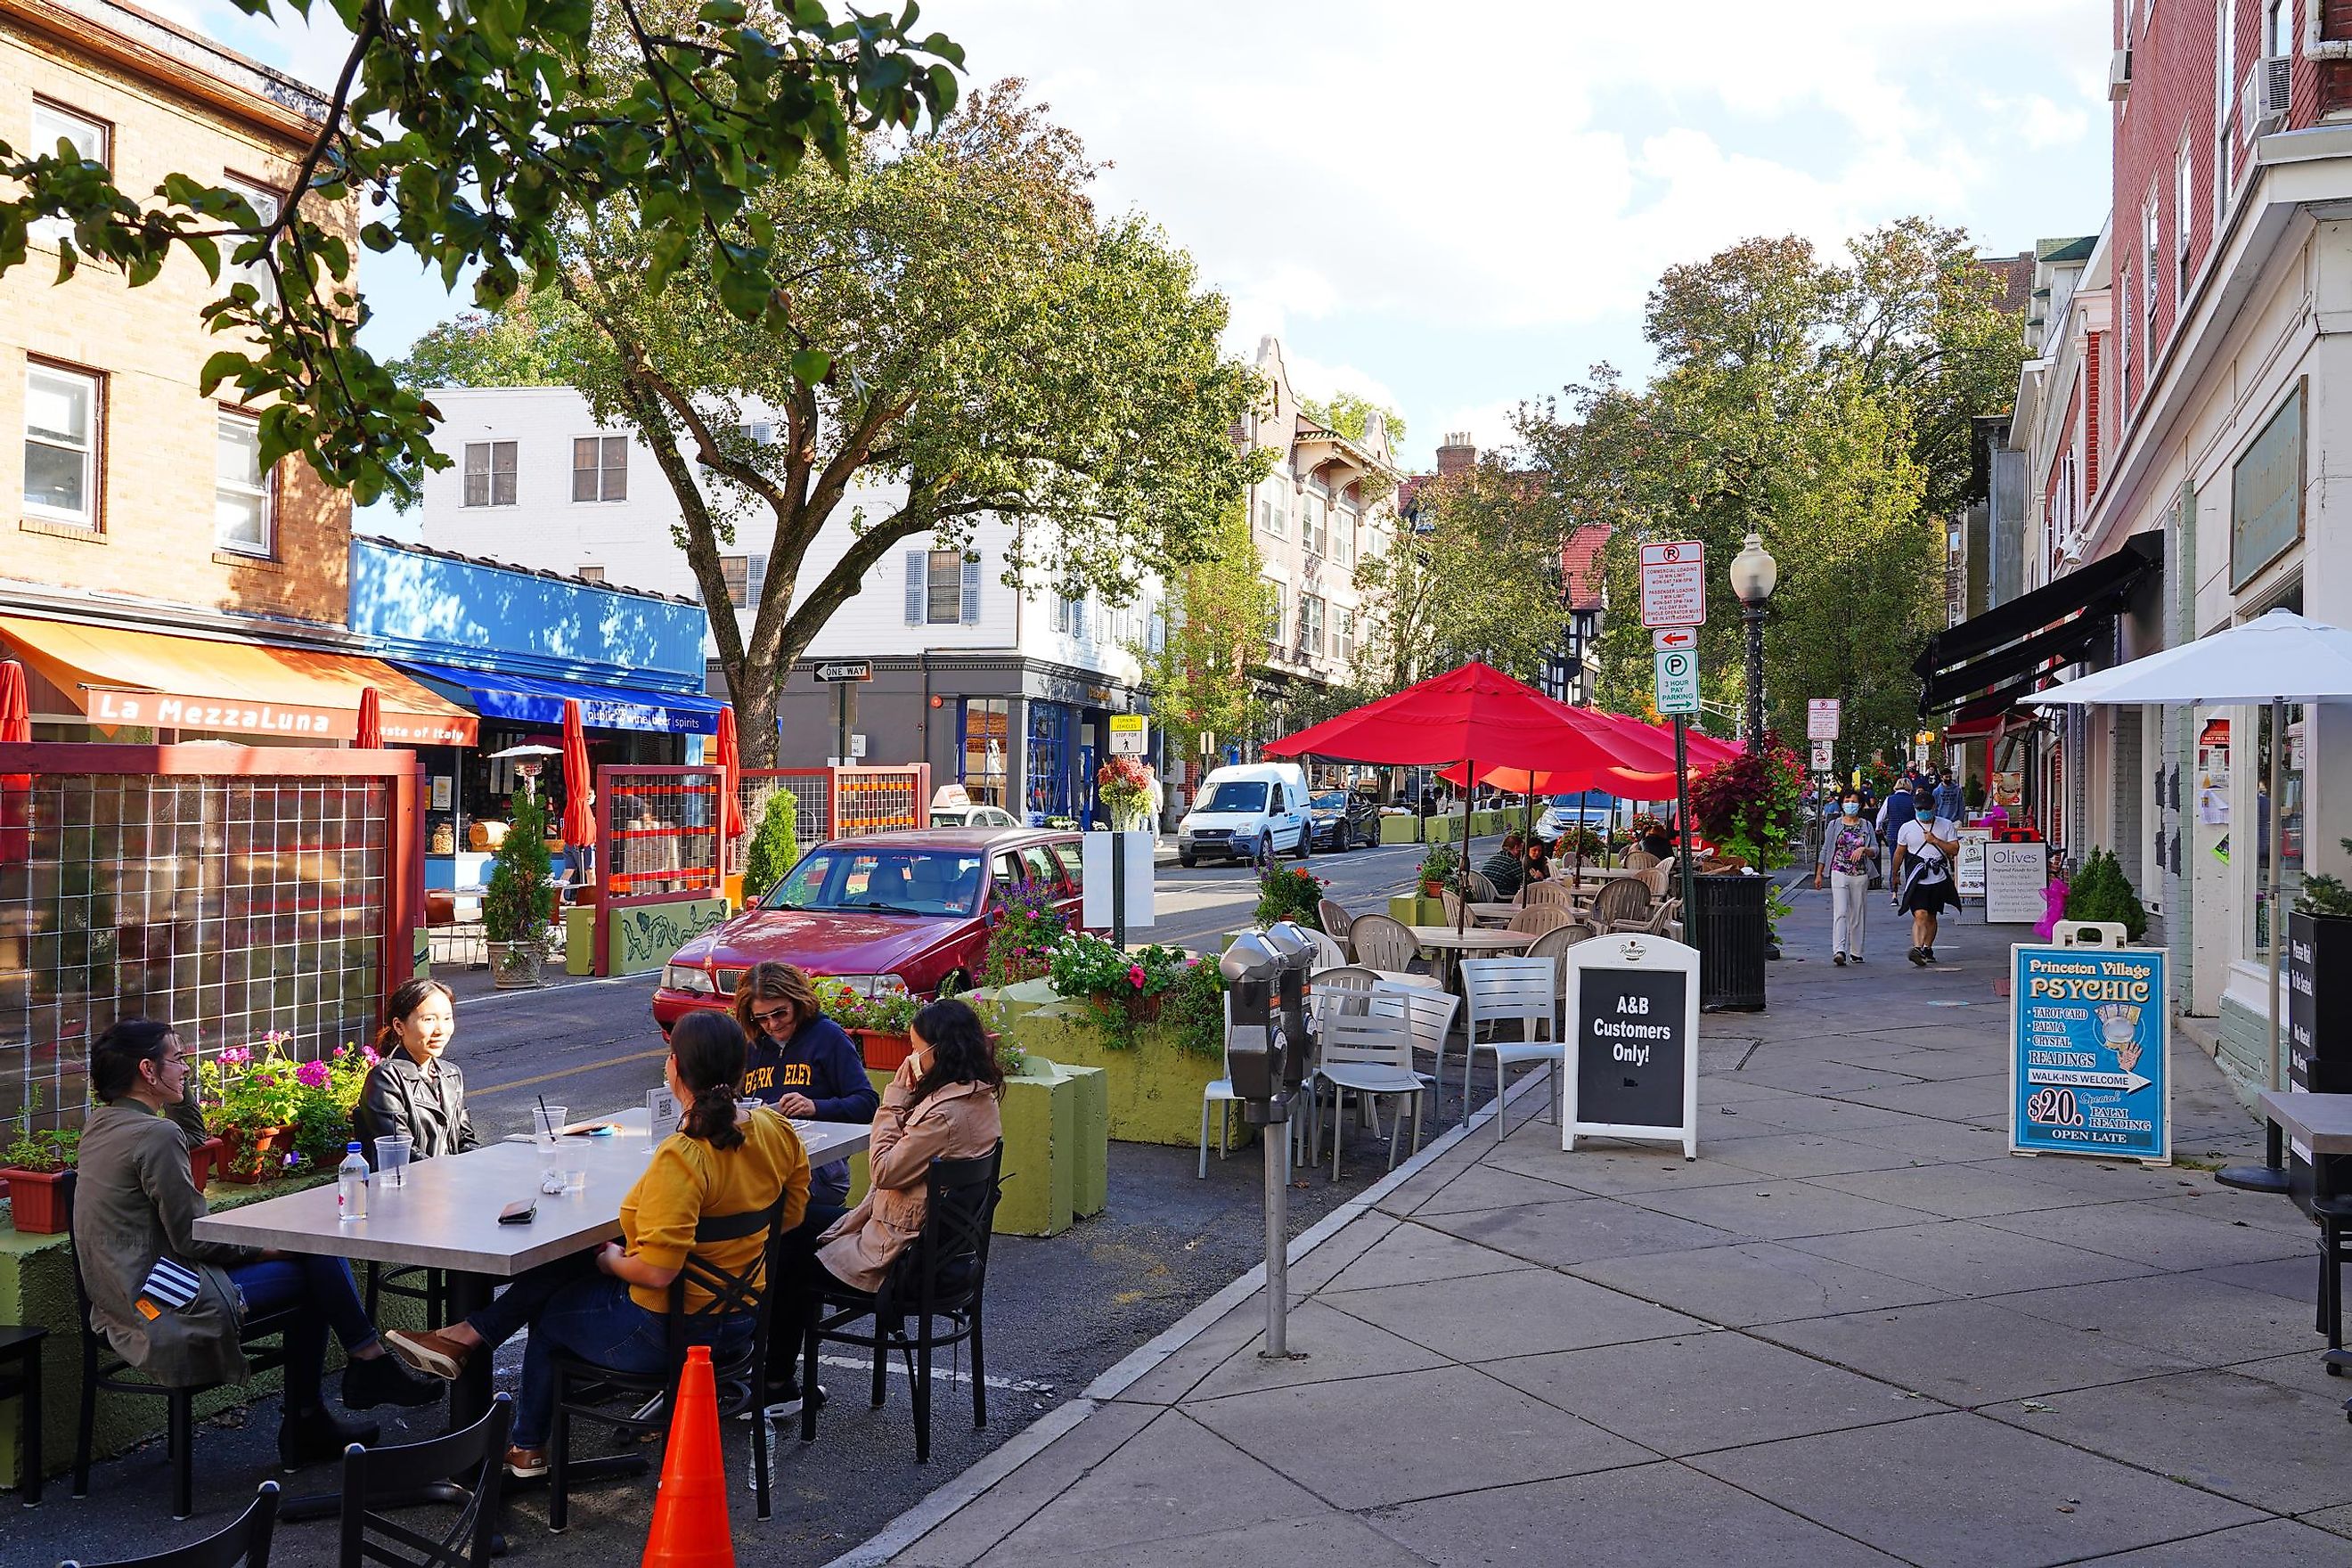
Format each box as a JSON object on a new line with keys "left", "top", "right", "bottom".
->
{"left": 504, "top": 1446, "right": 549, "bottom": 1480}
{"left": 383, "top": 1327, "right": 471, "bottom": 1382}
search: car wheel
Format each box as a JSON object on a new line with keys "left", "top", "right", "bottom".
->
{"left": 1291, "top": 827, "right": 1310, "bottom": 861}
{"left": 1179, "top": 852, "right": 1196, "bottom": 868}
{"left": 1257, "top": 834, "right": 1273, "bottom": 865}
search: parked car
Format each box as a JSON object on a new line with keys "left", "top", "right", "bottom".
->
{"left": 1308, "top": 788, "right": 1379, "bottom": 852}
{"left": 1175, "top": 763, "right": 1311, "bottom": 867}
{"left": 650, "top": 827, "right": 1083, "bottom": 1033}
{"left": 927, "top": 803, "right": 1021, "bottom": 829}
{"left": 1537, "top": 793, "right": 1619, "bottom": 844}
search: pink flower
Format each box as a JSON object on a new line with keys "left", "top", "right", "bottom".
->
{"left": 222, "top": 1046, "right": 250, "bottom": 1066}
{"left": 295, "top": 1060, "right": 331, "bottom": 1090}
{"left": 1127, "top": 964, "right": 1146, "bottom": 988}
{"left": 362, "top": 1047, "right": 380, "bottom": 1065}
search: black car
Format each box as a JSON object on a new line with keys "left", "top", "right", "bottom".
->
{"left": 1309, "top": 789, "right": 1380, "bottom": 852}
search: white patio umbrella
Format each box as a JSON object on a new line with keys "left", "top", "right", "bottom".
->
{"left": 2025, "top": 608, "right": 2352, "bottom": 1189}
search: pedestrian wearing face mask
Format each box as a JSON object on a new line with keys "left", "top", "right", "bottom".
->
{"left": 1814, "top": 787, "right": 1880, "bottom": 965}
{"left": 1893, "top": 796, "right": 1963, "bottom": 966}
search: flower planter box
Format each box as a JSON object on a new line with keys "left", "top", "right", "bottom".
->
{"left": 856, "top": 1030, "right": 913, "bottom": 1074}
{"left": 1, "top": 1167, "right": 69, "bottom": 1234}
{"left": 1390, "top": 894, "right": 1445, "bottom": 927}
{"left": 216, "top": 1126, "right": 297, "bottom": 1185}
{"left": 847, "top": 1055, "right": 1107, "bottom": 1236}
{"left": 983, "top": 981, "right": 1224, "bottom": 1147}
{"left": 192, "top": 1138, "right": 222, "bottom": 1193}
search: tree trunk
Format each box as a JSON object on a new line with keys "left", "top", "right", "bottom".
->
{"left": 732, "top": 665, "right": 781, "bottom": 769}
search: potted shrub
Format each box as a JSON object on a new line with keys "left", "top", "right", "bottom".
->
{"left": 1252, "top": 863, "right": 1326, "bottom": 931}
{"left": 1417, "top": 843, "right": 1458, "bottom": 899}
{"left": 821, "top": 983, "right": 919, "bottom": 1073}
{"left": 3, "top": 1119, "right": 79, "bottom": 1234}
{"left": 2062, "top": 846, "right": 2150, "bottom": 941}
{"left": 485, "top": 789, "right": 556, "bottom": 989}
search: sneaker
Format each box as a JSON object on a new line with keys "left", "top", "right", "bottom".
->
{"left": 1833, "top": 952, "right": 1847, "bottom": 967}
{"left": 503, "top": 1446, "right": 550, "bottom": 1480}
{"left": 278, "top": 1406, "right": 379, "bottom": 1471}
{"left": 1850, "top": 953, "right": 1865, "bottom": 964}
{"left": 1907, "top": 947, "right": 1928, "bottom": 967}
{"left": 384, "top": 1327, "right": 471, "bottom": 1382}
{"left": 344, "top": 1351, "right": 445, "bottom": 1409}
{"left": 1921, "top": 947, "right": 1937, "bottom": 966}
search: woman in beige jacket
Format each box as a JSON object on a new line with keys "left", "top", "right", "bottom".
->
{"left": 813, "top": 999, "right": 1003, "bottom": 1294}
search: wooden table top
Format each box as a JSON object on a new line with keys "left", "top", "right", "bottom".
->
{"left": 2257, "top": 1090, "right": 2352, "bottom": 1155}
{"left": 192, "top": 1107, "right": 870, "bottom": 1276}
{"left": 1408, "top": 926, "right": 1539, "bottom": 951}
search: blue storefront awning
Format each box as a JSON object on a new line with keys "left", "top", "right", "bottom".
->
{"left": 396, "top": 660, "right": 725, "bottom": 736}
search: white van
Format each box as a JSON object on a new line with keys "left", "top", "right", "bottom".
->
{"left": 1176, "top": 763, "right": 1311, "bottom": 867}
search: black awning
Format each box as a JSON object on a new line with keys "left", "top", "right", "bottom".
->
{"left": 1950, "top": 674, "right": 2050, "bottom": 723}
{"left": 1919, "top": 619, "right": 2103, "bottom": 710}
{"left": 1914, "top": 534, "right": 2162, "bottom": 680}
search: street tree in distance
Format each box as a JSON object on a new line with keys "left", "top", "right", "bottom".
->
{"left": 1301, "top": 392, "right": 1407, "bottom": 453}
{"left": 0, "top": 0, "right": 963, "bottom": 505}
{"left": 402, "top": 84, "right": 1264, "bottom": 764}
{"left": 1131, "top": 501, "right": 1274, "bottom": 768}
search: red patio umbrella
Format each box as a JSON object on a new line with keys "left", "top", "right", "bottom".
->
{"left": 0, "top": 658, "right": 29, "bottom": 865}
{"left": 0, "top": 659, "right": 29, "bottom": 744}
{"left": 715, "top": 705, "right": 746, "bottom": 842}
{"left": 560, "top": 698, "right": 595, "bottom": 849}
{"left": 355, "top": 685, "right": 383, "bottom": 749}
{"left": 1651, "top": 720, "right": 1743, "bottom": 768}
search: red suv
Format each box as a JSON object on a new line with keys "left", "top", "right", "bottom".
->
{"left": 649, "top": 827, "right": 1085, "bottom": 1033}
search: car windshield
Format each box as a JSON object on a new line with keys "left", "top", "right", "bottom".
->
{"left": 1312, "top": 791, "right": 1349, "bottom": 811}
{"left": 764, "top": 847, "right": 986, "bottom": 916}
{"left": 1203, "top": 780, "right": 1268, "bottom": 813}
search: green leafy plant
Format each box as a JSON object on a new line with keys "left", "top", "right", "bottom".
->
{"left": 1252, "top": 864, "right": 1326, "bottom": 931}
{"left": 1096, "top": 754, "right": 1156, "bottom": 829}
{"left": 741, "top": 789, "right": 802, "bottom": 904}
{"left": 1046, "top": 937, "right": 1222, "bottom": 1053}
{"left": 4, "top": 1085, "right": 78, "bottom": 1175}
{"left": 816, "top": 981, "right": 918, "bottom": 1038}
{"left": 1964, "top": 777, "right": 1987, "bottom": 811}
{"left": 484, "top": 789, "right": 555, "bottom": 943}
{"left": 200, "top": 1036, "right": 378, "bottom": 1178}
{"left": 1690, "top": 739, "right": 1805, "bottom": 870}
{"left": 2294, "top": 838, "right": 2352, "bottom": 917}
{"left": 1416, "top": 843, "right": 1459, "bottom": 888}
{"left": 981, "top": 879, "right": 1067, "bottom": 986}
{"left": 2063, "top": 847, "right": 2151, "bottom": 942}
{"left": 1763, "top": 881, "right": 1795, "bottom": 948}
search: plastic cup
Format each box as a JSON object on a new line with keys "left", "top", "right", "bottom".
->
{"left": 566, "top": 1167, "right": 587, "bottom": 1193}
{"left": 374, "top": 1135, "right": 412, "bottom": 1188}
{"left": 533, "top": 1106, "right": 567, "bottom": 1186}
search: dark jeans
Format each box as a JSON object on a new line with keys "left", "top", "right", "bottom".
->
{"left": 464, "top": 1253, "right": 751, "bottom": 1449}
{"left": 231, "top": 1254, "right": 378, "bottom": 1415}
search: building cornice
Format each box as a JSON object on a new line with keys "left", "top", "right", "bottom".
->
{"left": 1, "top": 0, "right": 330, "bottom": 143}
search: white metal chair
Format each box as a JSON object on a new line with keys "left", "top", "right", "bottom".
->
{"left": 1370, "top": 980, "right": 1458, "bottom": 1134}
{"left": 1299, "top": 927, "right": 1347, "bottom": 971}
{"left": 1201, "top": 992, "right": 1308, "bottom": 1177}
{"left": 1314, "top": 1006, "right": 1425, "bottom": 1180}
{"left": 1459, "top": 956, "right": 1563, "bottom": 1142}
{"left": 1346, "top": 912, "right": 1418, "bottom": 972}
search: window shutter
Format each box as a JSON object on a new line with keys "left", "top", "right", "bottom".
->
{"left": 746, "top": 553, "right": 768, "bottom": 606}
{"left": 1075, "top": 595, "right": 1088, "bottom": 640}
{"left": 903, "top": 551, "right": 926, "bottom": 625}
{"left": 960, "top": 555, "right": 982, "bottom": 624}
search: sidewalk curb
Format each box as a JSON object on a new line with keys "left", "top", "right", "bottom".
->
{"left": 819, "top": 1064, "right": 1555, "bottom": 1568}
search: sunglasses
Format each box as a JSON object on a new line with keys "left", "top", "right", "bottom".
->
{"left": 751, "top": 1006, "right": 796, "bottom": 1027}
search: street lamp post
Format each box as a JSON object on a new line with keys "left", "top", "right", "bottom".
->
{"left": 1728, "top": 531, "right": 1779, "bottom": 749}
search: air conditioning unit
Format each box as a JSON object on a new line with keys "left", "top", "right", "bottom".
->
{"left": 2242, "top": 57, "right": 2291, "bottom": 140}
{"left": 2108, "top": 47, "right": 2133, "bottom": 101}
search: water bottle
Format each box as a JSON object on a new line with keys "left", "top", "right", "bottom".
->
{"left": 337, "top": 1142, "right": 369, "bottom": 1222}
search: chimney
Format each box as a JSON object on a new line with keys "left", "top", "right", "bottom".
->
{"left": 1434, "top": 432, "right": 1475, "bottom": 475}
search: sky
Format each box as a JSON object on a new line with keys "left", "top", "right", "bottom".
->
{"left": 170, "top": 0, "right": 2115, "bottom": 477}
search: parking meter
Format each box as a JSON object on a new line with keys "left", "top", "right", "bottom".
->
{"left": 1220, "top": 931, "right": 1311, "bottom": 1361}
{"left": 1261, "top": 922, "right": 1315, "bottom": 1092}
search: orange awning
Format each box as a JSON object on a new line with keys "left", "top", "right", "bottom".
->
{"left": 0, "top": 617, "right": 478, "bottom": 746}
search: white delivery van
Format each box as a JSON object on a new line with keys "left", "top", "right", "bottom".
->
{"left": 1175, "top": 763, "right": 1311, "bottom": 867}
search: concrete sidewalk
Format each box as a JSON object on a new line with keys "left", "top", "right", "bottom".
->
{"left": 845, "top": 901, "right": 2352, "bottom": 1567}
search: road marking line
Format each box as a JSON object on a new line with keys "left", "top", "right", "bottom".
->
{"left": 471, "top": 1048, "right": 669, "bottom": 1100}
{"left": 812, "top": 1353, "right": 1045, "bottom": 1392}
{"left": 453, "top": 970, "right": 654, "bottom": 1009}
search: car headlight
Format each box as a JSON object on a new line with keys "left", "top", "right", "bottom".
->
{"left": 662, "top": 963, "right": 716, "bottom": 995}
{"left": 825, "top": 973, "right": 910, "bottom": 998}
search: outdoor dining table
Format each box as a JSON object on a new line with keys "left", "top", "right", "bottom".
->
{"left": 1466, "top": 902, "right": 1523, "bottom": 927}
{"left": 192, "top": 1107, "right": 871, "bottom": 1436}
{"left": 2255, "top": 1090, "right": 2352, "bottom": 1379}
{"left": 1408, "top": 924, "right": 1539, "bottom": 989}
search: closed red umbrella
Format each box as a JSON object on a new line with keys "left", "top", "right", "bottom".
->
{"left": 560, "top": 698, "right": 595, "bottom": 848}
{"left": 0, "top": 659, "right": 29, "bottom": 865}
{"left": 0, "top": 659, "right": 29, "bottom": 744}
{"left": 715, "top": 706, "right": 746, "bottom": 842}
{"left": 355, "top": 685, "right": 383, "bottom": 749}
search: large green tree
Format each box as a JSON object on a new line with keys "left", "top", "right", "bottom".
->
{"left": 1131, "top": 501, "right": 1273, "bottom": 767}
{"left": 403, "top": 84, "right": 1263, "bottom": 763}
{"left": 0, "top": 0, "right": 962, "bottom": 504}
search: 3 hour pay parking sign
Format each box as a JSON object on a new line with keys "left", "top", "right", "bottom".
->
{"left": 2008, "top": 943, "right": 2171, "bottom": 1164}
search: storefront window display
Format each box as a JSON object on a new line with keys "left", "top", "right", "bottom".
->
{"left": 2244, "top": 699, "right": 2306, "bottom": 964}
{"left": 960, "top": 698, "right": 1010, "bottom": 807}
{"left": 1027, "top": 700, "right": 1072, "bottom": 821}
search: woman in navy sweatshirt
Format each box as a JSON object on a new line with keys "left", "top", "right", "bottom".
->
{"left": 731, "top": 961, "right": 879, "bottom": 1213}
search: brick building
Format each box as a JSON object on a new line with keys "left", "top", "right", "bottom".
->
{"left": 0, "top": 0, "right": 464, "bottom": 743}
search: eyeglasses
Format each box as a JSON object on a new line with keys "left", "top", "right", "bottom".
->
{"left": 751, "top": 1007, "right": 795, "bottom": 1027}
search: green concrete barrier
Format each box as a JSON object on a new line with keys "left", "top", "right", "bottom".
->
{"left": 988, "top": 1000, "right": 1223, "bottom": 1148}
{"left": 564, "top": 905, "right": 596, "bottom": 975}
{"left": 1379, "top": 814, "right": 1422, "bottom": 845}
{"left": 1389, "top": 894, "right": 1445, "bottom": 926}
{"left": 846, "top": 1052, "right": 1107, "bottom": 1237}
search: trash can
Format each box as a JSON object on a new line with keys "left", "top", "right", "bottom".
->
{"left": 1692, "top": 873, "right": 1768, "bottom": 1012}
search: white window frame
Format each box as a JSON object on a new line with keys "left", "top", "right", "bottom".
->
{"left": 719, "top": 553, "right": 749, "bottom": 608}
{"left": 924, "top": 548, "right": 964, "bottom": 625}
{"left": 1299, "top": 593, "right": 1325, "bottom": 657}
{"left": 22, "top": 361, "right": 102, "bottom": 529}
{"left": 2267, "top": 0, "right": 2292, "bottom": 57}
{"left": 1265, "top": 581, "right": 1286, "bottom": 648}
{"left": 2176, "top": 140, "right": 2193, "bottom": 302}
{"left": 571, "top": 435, "right": 627, "bottom": 502}
{"left": 2144, "top": 189, "right": 2160, "bottom": 334}
{"left": 462, "top": 440, "right": 517, "bottom": 507}
{"left": 224, "top": 173, "right": 282, "bottom": 310}
{"left": 2217, "top": 0, "right": 2234, "bottom": 223}
{"left": 2119, "top": 266, "right": 2134, "bottom": 423}
{"left": 213, "top": 407, "right": 273, "bottom": 556}
{"left": 29, "top": 101, "right": 108, "bottom": 246}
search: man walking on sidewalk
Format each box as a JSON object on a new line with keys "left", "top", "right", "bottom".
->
{"left": 1892, "top": 797, "right": 1961, "bottom": 966}
{"left": 1814, "top": 786, "right": 1879, "bottom": 965}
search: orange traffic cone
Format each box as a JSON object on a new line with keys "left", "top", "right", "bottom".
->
{"left": 642, "top": 1344, "right": 733, "bottom": 1568}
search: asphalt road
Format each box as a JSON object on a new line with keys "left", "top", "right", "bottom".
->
{"left": 10, "top": 831, "right": 1507, "bottom": 1568}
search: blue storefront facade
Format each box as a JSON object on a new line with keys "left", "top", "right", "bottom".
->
{"left": 347, "top": 537, "right": 721, "bottom": 885}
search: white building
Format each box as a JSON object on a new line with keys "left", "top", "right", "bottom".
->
{"left": 412, "top": 386, "right": 1163, "bottom": 821}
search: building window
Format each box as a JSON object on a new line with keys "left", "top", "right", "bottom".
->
{"left": 2144, "top": 188, "right": 2160, "bottom": 336}
{"left": 1337, "top": 505, "right": 1358, "bottom": 565}
{"left": 1147, "top": 599, "right": 1166, "bottom": 654}
{"left": 224, "top": 174, "right": 282, "bottom": 310}
{"left": 29, "top": 102, "right": 108, "bottom": 246}
{"left": 960, "top": 698, "right": 1009, "bottom": 806}
{"left": 2119, "top": 267, "right": 2133, "bottom": 418}
{"left": 2217, "top": 0, "right": 2234, "bottom": 221}
{"left": 23, "top": 363, "right": 101, "bottom": 528}
{"left": 1258, "top": 486, "right": 1286, "bottom": 537}
{"left": 462, "top": 440, "right": 516, "bottom": 506}
{"left": 1336, "top": 608, "right": 1354, "bottom": 665}
{"left": 1054, "top": 579, "right": 1088, "bottom": 639}
{"left": 1301, "top": 492, "right": 1325, "bottom": 557}
{"left": 1266, "top": 582, "right": 1285, "bottom": 649}
{"left": 2176, "top": 143, "right": 2193, "bottom": 299}
{"left": 719, "top": 554, "right": 749, "bottom": 608}
{"left": 2267, "top": 0, "right": 2292, "bottom": 56}
{"left": 214, "top": 409, "right": 272, "bottom": 555}
{"left": 924, "top": 549, "right": 963, "bottom": 624}
{"left": 1299, "top": 593, "right": 1325, "bottom": 658}
{"left": 576, "top": 565, "right": 606, "bottom": 583}
{"left": 571, "top": 436, "right": 627, "bottom": 502}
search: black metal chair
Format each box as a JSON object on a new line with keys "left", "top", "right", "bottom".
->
{"left": 1, "top": 1323, "right": 47, "bottom": 1506}
{"left": 362, "top": 1264, "right": 446, "bottom": 1340}
{"left": 543, "top": 1191, "right": 788, "bottom": 1530}
{"left": 62, "top": 1173, "right": 303, "bottom": 1520}
{"left": 801, "top": 1142, "right": 1003, "bottom": 1462}
{"left": 335, "top": 1394, "right": 510, "bottom": 1568}
{"left": 57, "top": 1480, "right": 278, "bottom": 1568}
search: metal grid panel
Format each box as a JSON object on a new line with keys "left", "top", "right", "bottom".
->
{"left": 833, "top": 768, "right": 922, "bottom": 837}
{"left": 607, "top": 767, "right": 723, "bottom": 899}
{"left": 0, "top": 771, "right": 386, "bottom": 1131}
{"left": 736, "top": 770, "right": 829, "bottom": 862}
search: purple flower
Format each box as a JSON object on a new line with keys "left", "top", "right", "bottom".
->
{"left": 295, "top": 1060, "right": 331, "bottom": 1090}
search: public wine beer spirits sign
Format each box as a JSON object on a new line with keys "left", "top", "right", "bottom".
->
{"left": 2007, "top": 943, "right": 2171, "bottom": 1164}
{"left": 1564, "top": 934, "right": 1701, "bottom": 1159}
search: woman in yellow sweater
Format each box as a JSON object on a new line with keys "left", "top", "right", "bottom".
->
{"left": 387, "top": 1011, "right": 808, "bottom": 1477}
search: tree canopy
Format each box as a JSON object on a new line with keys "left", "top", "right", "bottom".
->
{"left": 0, "top": 0, "right": 963, "bottom": 504}
{"left": 405, "top": 83, "right": 1265, "bottom": 763}
{"left": 1301, "top": 392, "right": 1406, "bottom": 455}
{"left": 1131, "top": 501, "right": 1272, "bottom": 765}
